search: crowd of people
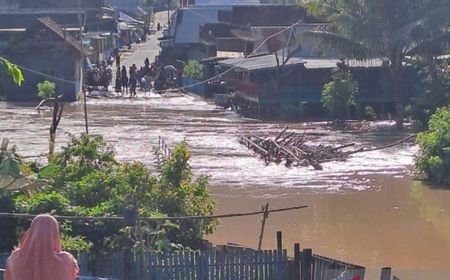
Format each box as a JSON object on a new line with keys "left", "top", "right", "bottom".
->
{"left": 114, "top": 55, "right": 159, "bottom": 98}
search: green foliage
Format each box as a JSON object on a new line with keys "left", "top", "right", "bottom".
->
{"left": 303, "top": 0, "right": 450, "bottom": 127}
{"left": 61, "top": 234, "right": 93, "bottom": 253}
{"left": 416, "top": 105, "right": 450, "bottom": 185}
{"left": 183, "top": 60, "right": 202, "bottom": 79}
{"left": 158, "top": 142, "right": 216, "bottom": 247}
{"left": 0, "top": 57, "right": 24, "bottom": 86}
{"left": 321, "top": 64, "right": 358, "bottom": 120}
{"left": 407, "top": 58, "right": 450, "bottom": 127}
{"left": 37, "top": 80, "right": 56, "bottom": 99}
{"left": 15, "top": 191, "right": 70, "bottom": 214}
{"left": 0, "top": 189, "right": 20, "bottom": 252}
{"left": 0, "top": 142, "right": 41, "bottom": 189}
{"left": 2, "top": 134, "right": 217, "bottom": 254}
{"left": 364, "top": 106, "right": 377, "bottom": 121}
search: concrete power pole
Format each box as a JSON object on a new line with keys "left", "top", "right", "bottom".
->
{"left": 167, "top": 0, "right": 170, "bottom": 26}
{"left": 78, "top": 0, "right": 89, "bottom": 134}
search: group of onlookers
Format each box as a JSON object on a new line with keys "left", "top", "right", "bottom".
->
{"left": 114, "top": 56, "right": 160, "bottom": 97}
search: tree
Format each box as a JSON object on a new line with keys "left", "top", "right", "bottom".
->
{"left": 183, "top": 60, "right": 202, "bottom": 80}
{"left": 303, "top": 0, "right": 450, "bottom": 128}
{"left": 321, "top": 63, "right": 358, "bottom": 120}
{"left": 416, "top": 105, "right": 450, "bottom": 185}
{"left": 0, "top": 57, "right": 24, "bottom": 86}
{"left": 407, "top": 57, "right": 450, "bottom": 127}
{"left": 36, "top": 81, "right": 63, "bottom": 155}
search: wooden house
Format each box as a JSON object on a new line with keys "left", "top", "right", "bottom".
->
{"left": 218, "top": 54, "right": 418, "bottom": 119}
{"left": 0, "top": 18, "right": 84, "bottom": 101}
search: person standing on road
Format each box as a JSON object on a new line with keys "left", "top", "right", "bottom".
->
{"left": 116, "top": 53, "right": 121, "bottom": 70}
{"left": 121, "top": 66, "right": 128, "bottom": 93}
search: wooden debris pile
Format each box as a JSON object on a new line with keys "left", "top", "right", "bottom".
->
{"left": 238, "top": 126, "right": 358, "bottom": 170}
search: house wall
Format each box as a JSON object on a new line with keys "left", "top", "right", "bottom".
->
{"left": 232, "top": 66, "right": 405, "bottom": 118}
{"left": 2, "top": 47, "right": 79, "bottom": 101}
{"left": 0, "top": 0, "right": 19, "bottom": 9}
{"left": 18, "top": 0, "right": 104, "bottom": 9}
{"left": 106, "top": 0, "right": 139, "bottom": 11}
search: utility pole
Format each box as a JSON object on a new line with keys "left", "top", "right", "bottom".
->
{"left": 78, "top": 0, "right": 89, "bottom": 134}
{"left": 167, "top": 0, "right": 170, "bottom": 26}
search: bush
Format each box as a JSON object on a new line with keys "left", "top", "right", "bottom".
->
{"left": 183, "top": 60, "right": 202, "bottom": 79}
{"left": 2, "top": 134, "right": 217, "bottom": 254}
{"left": 416, "top": 105, "right": 450, "bottom": 185}
{"left": 364, "top": 106, "right": 377, "bottom": 121}
{"left": 37, "top": 80, "right": 56, "bottom": 99}
{"left": 0, "top": 189, "right": 20, "bottom": 252}
{"left": 321, "top": 64, "right": 358, "bottom": 120}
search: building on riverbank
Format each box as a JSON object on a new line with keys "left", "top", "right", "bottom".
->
{"left": 217, "top": 55, "right": 420, "bottom": 119}
{"left": 0, "top": 18, "right": 84, "bottom": 101}
{"left": 159, "top": 4, "right": 318, "bottom": 64}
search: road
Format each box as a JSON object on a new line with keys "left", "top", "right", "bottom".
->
{"left": 117, "top": 11, "right": 171, "bottom": 71}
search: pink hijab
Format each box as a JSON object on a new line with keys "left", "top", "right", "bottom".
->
{"left": 5, "top": 214, "right": 79, "bottom": 280}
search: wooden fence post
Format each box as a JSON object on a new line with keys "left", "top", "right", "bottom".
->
{"left": 380, "top": 267, "right": 392, "bottom": 280}
{"left": 293, "top": 243, "right": 300, "bottom": 280}
{"left": 301, "top": 249, "right": 312, "bottom": 280}
{"left": 276, "top": 231, "right": 283, "bottom": 252}
{"left": 257, "top": 203, "right": 270, "bottom": 250}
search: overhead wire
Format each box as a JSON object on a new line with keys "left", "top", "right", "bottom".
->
{"left": 0, "top": 205, "right": 308, "bottom": 222}
{"left": 10, "top": 4, "right": 301, "bottom": 92}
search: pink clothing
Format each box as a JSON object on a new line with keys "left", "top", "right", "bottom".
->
{"left": 5, "top": 214, "right": 79, "bottom": 280}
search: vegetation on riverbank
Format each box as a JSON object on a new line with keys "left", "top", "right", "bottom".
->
{"left": 321, "top": 63, "right": 358, "bottom": 121}
{"left": 304, "top": 0, "right": 450, "bottom": 128}
{"left": 416, "top": 105, "right": 450, "bottom": 185}
{"left": 0, "top": 134, "right": 216, "bottom": 254}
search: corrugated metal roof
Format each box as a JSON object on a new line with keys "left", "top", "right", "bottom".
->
{"left": 219, "top": 54, "right": 305, "bottom": 71}
{"left": 174, "top": 7, "right": 231, "bottom": 44}
{"left": 303, "top": 58, "right": 385, "bottom": 69}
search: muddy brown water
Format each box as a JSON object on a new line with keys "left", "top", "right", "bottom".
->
{"left": 1, "top": 95, "right": 449, "bottom": 279}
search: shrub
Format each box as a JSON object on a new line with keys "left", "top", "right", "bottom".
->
{"left": 4, "top": 134, "right": 217, "bottom": 254}
{"left": 183, "top": 60, "right": 202, "bottom": 79}
{"left": 364, "top": 106, "right": 377, "bottom": 121}
{"left": 321, "top": 64, "right": 358, "bottom": 120}
{"left": 37, "top": 80, "right": 56, "bottom": 99}
{"left": 416, "top": 105, "right": 450, "bottom": 185}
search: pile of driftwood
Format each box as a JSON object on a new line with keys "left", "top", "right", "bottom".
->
{"left": 238, "top": 126, "right": 359, "bottom": 170}
{"left": 239, "top": 126, "right": 417, "bottom": 170}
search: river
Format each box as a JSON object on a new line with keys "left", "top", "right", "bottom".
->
{"left": 1, "top": 94, "right": 450, "bottom": 279}
{"left": 0, "top": 95, "right": 416, "bottom": 190}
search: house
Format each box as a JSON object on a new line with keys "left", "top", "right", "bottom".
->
{"left": 162, "top": 4, "right": 316, "bottom": 64}
{"left": 217, "top": 54, "right": 415, "bottom": 119}
{"left": 159, "top": 5, "right": 233, "bottom": 64}
{"left": 0, "top": 18, "right": 84, "bottom": 101}
{"left": 0, "top": 0, "right": 120, "bottom": 65}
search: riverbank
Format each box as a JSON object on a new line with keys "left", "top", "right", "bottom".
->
{"left": 208, "top": 175, "right": 450, "bottom": 279}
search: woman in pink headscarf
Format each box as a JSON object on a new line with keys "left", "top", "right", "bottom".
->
{"left": 4, "top": 214, "right": 79, "bottom": 280}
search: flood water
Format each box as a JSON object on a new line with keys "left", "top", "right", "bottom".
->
{"left": 1, "top": 94, "right": 449, "bottom": 279}
{"left": 0, "top": 95, "right": 416, "bottom": 191}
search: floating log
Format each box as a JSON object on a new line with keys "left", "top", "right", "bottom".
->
{"left": 239, "top": 128, "right": 417, "bottom": 170}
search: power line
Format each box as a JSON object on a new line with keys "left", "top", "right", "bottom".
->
{"left": 0, "top": 205, "right": 307, "bottom": 222}
{"left": 11, "top": 10, "right": 301, "bottom": 92}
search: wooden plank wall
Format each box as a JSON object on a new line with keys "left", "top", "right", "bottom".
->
{"left": 0, "top": 253, "right": 8, "bottom": 280}
{"left": 146, "top": 248, "right": 288, "bottom": 280}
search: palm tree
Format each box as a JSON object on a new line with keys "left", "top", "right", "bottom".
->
{"left": 303, "top": 0, "right": 450, "bottom": 128}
